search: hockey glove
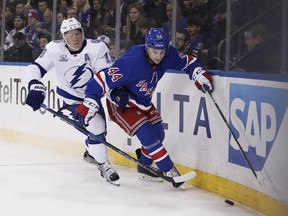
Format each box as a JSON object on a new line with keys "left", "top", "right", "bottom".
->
{"left": 25, "top": 79, "right": 46, "bottom": 111}
{"left": 110, "top": 87, "right": 129, "bottom": 109}
{"left": 191, "top": 67, "right": 213, "bottom": 93}
{"left": 76, "top": 98, "right": 99, "bottom": 126}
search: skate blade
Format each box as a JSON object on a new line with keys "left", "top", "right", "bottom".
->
{"left": 179, "top": 184, "right": 186, "bottom": 190}
{"left": 173, "top": 171, "right": 196, "bottom": 183}
{"left": 138, "top": 174, "right": 164, "bottom": 182}
{"left": 107, "top": 179, "right": 120, "bottom": 186}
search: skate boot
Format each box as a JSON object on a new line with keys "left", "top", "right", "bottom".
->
{"left": 83, "top": 151, "right": 120, "bottom": 186}
{"left": 83, "top": 151, "right": 96, "bottom": 164}
{"left": 98, "top": 162, "right": 120, "bottom": 186}
{"left": 165, "top": 166, "right": 183, "bottom": 188}
{"left": 135, "top": 149, "right": 163, "bottom": 182}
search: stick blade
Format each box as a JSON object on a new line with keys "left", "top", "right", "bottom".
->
{"left": 173, "top": 171, "right": 196, "bottom": 183}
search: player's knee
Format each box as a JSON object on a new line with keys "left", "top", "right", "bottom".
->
{"left": 154, "top": 123, "right": 165, "bottom": 142}
{"left": 86, "top": 113, "right": 106, "bottom": 134}
{"left": 136, "top": 123, "right": 159, "bottom": 147}
{"left": 86, "top": 133, "right": 106, "bottom": 145}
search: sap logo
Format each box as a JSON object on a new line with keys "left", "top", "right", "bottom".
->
{"left": 228, "top": 84, "right": 288, "bottom": 171}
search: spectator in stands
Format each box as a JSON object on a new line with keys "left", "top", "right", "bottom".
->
{"left": 175, "top": 28, "right": 191, "bottom": 54}
{"left": 138, "top": 18, "right": 157, "bottom": 44}
{"left": 182, "top": 0, "right": 209, "bottom": 18}
{"left": 100, "top": 0, "right": 117, "bottom": 39}
{"left": 37, "top": 0, "right": 49, "bottom": 22}
{"left": 4, "top": 32, "right": 33, "bottom": 62}
{"left": 75, "top": 0, "right": 91, "bottom": 27}
{"left": 162, "top": 1, "right": 186, "bottom": 38}
{"left": 58, "top": 0, "right": 72, "bottom": 14}
{"left": 231, "top": 24, "right": 274, "bottom": 73}
{"left": 123, "top": 3, "right": 145, "bottom": 47}
{"left": 106, "top": 40, "right": 127, "bottom": 60}
{"left": 4, "top": 14, "right": 26, "bottom": 51}
{"left": 205, "top": 2, "right": 237, "bottom": 69}
{"left": 205, "top": 2, "right": 226, "bottom": 53}
{"left": 120, "top": 0, "right": 138, "bottom": 27}
{"left": 33, "top": 33, "right": 51, "bottom": 59}
{"left": 66, "top": 5, "right": 93, "bottom": 38}
{"left": 90, "top": 0, "right": 105, "bottom": 38}
{"left": 25, "top": 9, "right": 41, "bottom": 58}
{"left": 15, "top": 1, "right": 25, "bottom": 15}
{"left": 41, "top": 8, "right": 53, "bottom": 34}
{"left": 144, "top": 0, "right": 168, "bottom": 27}
{"left": 5, "top": 4, "right": 16, "bottom": 32}
{"left": 182, "top": 0, "right": 211, "bottom": 37}
{"left": 66, "top": 7, "right": 78, "bottom": 19}
{"left": 186, "top": 15, "right": 205, "bottom": 57}
{"left": 55, "top": 11, "right": 67, "bottom": 39}
{"left": 57, "top": 11, "right": 67, "bottom": 27}
{"left": 23, "top": 2, "right": 33, "bottom": 18}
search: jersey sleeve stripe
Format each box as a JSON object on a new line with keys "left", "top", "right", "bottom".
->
{"left": 95, "top": 72, "right": 107, "bottom": 96}
{"left": 32, "top": 62, "right": 48, "bottom": 78}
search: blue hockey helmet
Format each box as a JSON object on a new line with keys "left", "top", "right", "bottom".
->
{"left": 145, "top": 28, "right": 170, "bottom": 50}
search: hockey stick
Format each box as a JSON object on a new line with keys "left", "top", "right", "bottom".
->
{"left": 207, "top": 90, "right": 258, "bottom": 180}
{"left": 40, "top": 104, "right": 196, "bottom": 186}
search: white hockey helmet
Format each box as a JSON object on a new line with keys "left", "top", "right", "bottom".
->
{"left": 97, "top": 35, "right": 111, "bottom": 47}
{"left": 60, "top": 18, "right": 83, "bottom": 35}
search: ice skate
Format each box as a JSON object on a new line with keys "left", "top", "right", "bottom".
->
{"left": 98, "top": 162, "right": 120, "bottom": 186}
{"left": 165, "top": 166, "right": 183, "bottom": 188}
{"left": 83, "top": 151, "right": 120, "bottom": 186}
{"left": 83, "top": 150, "right": 97, "bottom": 164}
{"left": 137, "top": 164, "right": 164, "bottom": 182}
{"left": 135, "top": 149, "right": 163, "bottom": 182}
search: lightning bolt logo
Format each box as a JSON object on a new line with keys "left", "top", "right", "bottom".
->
{"left": 70, "top": 63, "right": 87, "bottom": 87}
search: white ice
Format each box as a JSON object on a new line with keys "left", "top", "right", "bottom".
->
{"left": 0, "top": 140, "right": 263, "bottom": 216}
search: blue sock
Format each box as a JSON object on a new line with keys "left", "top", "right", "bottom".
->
{"left": 136, "top": 123, "right": 173, "bottom": 172}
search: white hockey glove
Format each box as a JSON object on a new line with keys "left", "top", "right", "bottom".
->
{"left": 76, "top": 98, "right": 99, "bottom": 126}
{"left": 191, "top": 67, "right": 213, "bottom": 93}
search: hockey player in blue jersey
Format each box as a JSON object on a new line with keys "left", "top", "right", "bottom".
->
{"left": 76, "top": 28, "right": 213, "bottom": 187}
{"left": 25, "top": 18, "right": 120, "bottom": 185}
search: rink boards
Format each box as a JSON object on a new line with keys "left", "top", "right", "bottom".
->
{"left": 0, "top": 63, "right": 287, "bottom": 216}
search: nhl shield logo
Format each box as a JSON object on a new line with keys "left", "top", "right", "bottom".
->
{"left": 59, "top": 55, "right": 68, "bottom": 61}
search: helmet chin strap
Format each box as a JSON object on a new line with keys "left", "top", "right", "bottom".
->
{"left": 63, "top": 35, "right": 84, "bottom": 51}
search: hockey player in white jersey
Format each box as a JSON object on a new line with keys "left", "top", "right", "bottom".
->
{"left": 25, "top": 18, "right": 120, "bottom": 185}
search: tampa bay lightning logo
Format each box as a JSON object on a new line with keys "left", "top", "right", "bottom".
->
{"left": 64, "top": 63, "right": 94, "bottom": 89}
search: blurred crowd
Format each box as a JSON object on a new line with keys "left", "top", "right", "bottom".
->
{"left": 0, "top": 0, "right": 284, "bottom": 74}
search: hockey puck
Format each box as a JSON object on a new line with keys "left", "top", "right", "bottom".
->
{"left": 225, "top": 199, "right": 234, "bottom": 206}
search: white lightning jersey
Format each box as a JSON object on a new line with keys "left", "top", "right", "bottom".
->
{"left": 25, "top": 39, "right": 113, "bottom": 104}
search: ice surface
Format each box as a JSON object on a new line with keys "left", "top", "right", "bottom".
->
{"left": 0, "top": 140, "right": 263, "bottom": 216}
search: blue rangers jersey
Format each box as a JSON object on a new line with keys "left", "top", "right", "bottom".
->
{"left": 86, "top": 45, "right": 202, "bottom": 110}
{"left": 25, "top": 39, "right": 113, "bottom": 105}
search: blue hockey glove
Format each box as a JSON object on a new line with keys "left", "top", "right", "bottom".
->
{"left": 191, "top": 67, "right": 213, "bottom": 93}
{"left": 76, "top": 98, "right": 99, "bottom": 126}
{"left": 25, "top": 79, "right": 46, "bottom": 111}
{"left": 110, "top": 87, "right": 129, "bottom": 109}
